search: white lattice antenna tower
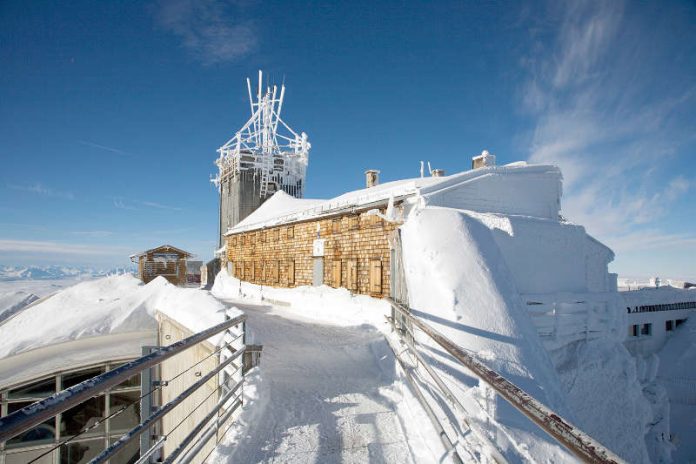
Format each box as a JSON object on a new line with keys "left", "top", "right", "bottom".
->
{"left": 214, "top": 70, "right": 311, "bottom": 198}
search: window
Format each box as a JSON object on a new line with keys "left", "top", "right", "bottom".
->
{"left": 345, "top": 260, "right": 358, "bottom": 291}
{"left": 1, "top": 363, "right": 142, "bottom": 463}
{"left": 332, "top": 219, "right": 341, "bottom": 234}
{"left": 629, "top": 324, "right": 639, "bottom": 337}
{"left": 287, "top": 260, "right": 295, "bottom": 286}
{"left": 641, "top": 323, "right": 652, "bottom": 336}
{"left": 369, "top": 259, "right": 382, "bottom": 294}
{"left": 331, "top": 261, "right": 342, "bottom": 288}
{"left": 676, "top": 319, "right": 686, "bottom": 328}
{"left": 287, "top": 226, "right": 294, "bottom": 239}
{"left": 274, "top": 228, "right": 280, "bottom": 241}
{"left": 232, "top": 236, "right": 237, "bottom": 246}
{"left": 666, "top": 320, "right": 673, "bottom": 331}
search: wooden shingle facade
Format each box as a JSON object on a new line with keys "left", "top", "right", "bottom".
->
{"left": 225, "top": 207, "right": 399, "bottom": 298}
{"left": 131, "top": 245, "right": 192, "bottom": 286}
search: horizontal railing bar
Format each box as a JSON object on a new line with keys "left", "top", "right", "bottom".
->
{"left": 386, "top": 298, "right": 625, "bottom": 464}
{"left": 89, "top": 347, "right": 245, "bottom": 464}
{"left": 0, "top": 313, "right": 246, "bottom": 444}
{"left": 162, "top": 378, "right": 244, "bottom": 464}
{"left": 177, "top": 396, "right": 243, "bottom": 464}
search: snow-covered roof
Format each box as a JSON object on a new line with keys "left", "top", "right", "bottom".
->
{"left": 0, "top": 275, "right": 241, "bottom": 389}
{"left": 621, "top": 286, "right": 696, "bottom": 307}
{"left": 129, "top": 244, "right": 193, "bottom": 261}
{"left": 226, "top": 162, "right": 561, "bottom": 234}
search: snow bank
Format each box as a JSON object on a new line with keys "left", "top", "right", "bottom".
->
{"left": 0, "top": 275, "right": 239, "bottom": 387}
{"left": 400, "top": 206, "right": 575, "bottom": 462}
{"left": 0, "top": 291, "right": 39, "bottom": 324}
{"left": 212, "top": 271, "right": 390, "bottom": 328}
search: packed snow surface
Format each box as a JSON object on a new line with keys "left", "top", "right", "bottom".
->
{"left": 0, "top": 291, "right": 39, "bottom": 323}
{"left": 0, "top": 275, "right": 239, "bottom": 388}
{"left": 210, "top": 274, "right": 445, "bottom": 463}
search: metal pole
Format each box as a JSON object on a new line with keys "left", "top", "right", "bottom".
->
{"left": 140, "top": 346, "right": 157, "bottom": 463}
{"left": 386, "top": 299, "right": 625, "bottom": 464}
{"left": 0, "top": 314, "right": 247, "bottom": 443}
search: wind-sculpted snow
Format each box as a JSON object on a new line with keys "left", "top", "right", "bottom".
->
{"left": 0, "top": 291, "right": 39, "bottom": 323}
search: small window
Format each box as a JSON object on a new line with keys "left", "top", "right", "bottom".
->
{"left": 676, "top": 319, "right": 686, "bottom": 327}
{"left": 274, "top": 228, "right": 280, "bottom": 241}
{"left": 331, "top": 260, "right": 342, "bottom": 288}
{"left": 350, "top": 216, "right": 359, "bottom": 230}
{"left": 629, "top": 324, "right": 639, "bottom": 337}
{"left": 666, "top": 320, "right": 673, "bottom": 331}
{"left": 241, "top": 235, "right": 246, "bottom": 245}
{"left": 232, "top": 236, "right": 237, "bottom": 246}
{"left": 7, "top": 377, "right": 56, "bottom": 400}
{"left": 369, "top": 259, "right": 382, "bottom": 294}
{"left": 332, "top": 219, "right": 341, "bottom": 234}
{"left": 287, "top": 260, "right": 295, "bottom": 286}
{"left": 287, "top": 226, "right": 294, "bottom": 239}
{"left": 641, "top": 323, "right": 652, "bottom": 336}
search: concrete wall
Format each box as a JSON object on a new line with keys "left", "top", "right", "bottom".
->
{"left": 226, "top": 208, "right": 399, "bottom": 297}
{"left": 219, "top": 170, "right": 267, "bottom": 248}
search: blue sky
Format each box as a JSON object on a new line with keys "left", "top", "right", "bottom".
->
{"left": 1, "top": 0, "right": 694, "bottom": 279}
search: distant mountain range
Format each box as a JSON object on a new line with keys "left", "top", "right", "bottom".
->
{"left": 0, "top": 265, "right": 133, "bottom": 281}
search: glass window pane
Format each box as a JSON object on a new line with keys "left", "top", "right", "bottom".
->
{"left": 109, "top": 435, "right": 140, "bottom": 464}
{"left": 60, "top": 438, "right": 105, "bottom": 464}
{"left": 62, "top": 367, "right": 104, "bottom": 389}
{"left": 61, "top": 396, "right": 105, "bottom": 436}
{"left": 108, "top": 363, "right": 140, "bottom": 390}
{"left": 5, "top": 446, "right": 54, "bottom": 464}
{"left": 6, "top": 402, "right": 56, "bottom": 447}
{"left": 109, "top": 391, "right": 141, "bottom": 432}
{"left": 7, "top": 377, "right": 56, "bottom": 400}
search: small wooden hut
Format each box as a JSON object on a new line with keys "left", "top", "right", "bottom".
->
{"left": 130, "top": 245, "right": 193, "bottom": 285}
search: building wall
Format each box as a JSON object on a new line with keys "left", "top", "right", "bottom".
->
{"left": 157, "top": 314, "right": 219, "bottom": 464}
{"left": 226, "top": 208, "right": 398, "bottom": 297}
{"left": 138, "top": 254, "right": 188, "bottom": 286}
{"left": 219, "top": 170, "right": 268, "bottom": 248}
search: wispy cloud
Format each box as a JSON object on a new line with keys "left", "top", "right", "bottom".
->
{"left": 113, "top": 197, "right": 183, "bottom": 211}
{"left": 7, "top": 183, "right": 75, "bottom": 200}
{"left": 520, "top": 0, "right": 696, "bottom": 255}
{"left": 154, "top": 0, "right": 257, "bottom": 65}
{"left": 71, "top": 230, "right": 115, "bottom": 239}
{"left": 0, "top": 239, "right": 129, "bottom": 256}
{"left": 78, "top": 140, "right": 133, "bottom": 157}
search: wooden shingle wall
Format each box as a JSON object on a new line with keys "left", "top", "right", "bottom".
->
{"left": 226, "top": 209, "right": 398, "bottom": 297}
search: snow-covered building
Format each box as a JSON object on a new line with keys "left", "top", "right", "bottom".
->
{"left": 130, "top": 245, "right": 193, "bottom": 286}
{"left": 0, "top": 276, "right": 242, "bottom": 464}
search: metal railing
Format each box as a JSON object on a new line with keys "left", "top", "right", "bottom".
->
{"left": 386, "top": 298, "right": 626, "bottom": 464}
{"left": 0, "top": 312, "right": 247, "bottom": 464}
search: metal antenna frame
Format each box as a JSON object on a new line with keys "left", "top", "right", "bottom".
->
{"left": 213, "top": 70, "right": 311, "bottom": 199}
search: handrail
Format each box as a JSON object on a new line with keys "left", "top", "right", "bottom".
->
{"left": 386, "top": 298, "right": 625, "bottom": 464}
{"left": 0, "top": 313, "right": 247, "bottom": 444}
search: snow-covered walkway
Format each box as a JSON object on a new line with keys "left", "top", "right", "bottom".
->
{"left": 211, "top": 299, "right": 416, "bottom": 464}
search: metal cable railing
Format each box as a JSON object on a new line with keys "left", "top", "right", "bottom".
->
{"left": 386, "top": 298, "right": 626, "bottom": 464}
{"left": 0, "top": 312, "right": 248, "bottom": 463}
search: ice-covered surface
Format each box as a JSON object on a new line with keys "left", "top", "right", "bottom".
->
{"left": 400, "top": 207, "right": 577, "bottom": 463}
{"left": 622, "top": 286, "right": 696, "bottom": 307}
{"left": 210, "top": 273, "right": 445, "bottom": 463}
{"left": 227, "top": 163, "right": 562, "bottom": 234}
{"left": 0, "top": 275, "right": 238, "bottom": 389}
{"left": 657, "top": 317, "right": 696, "bottom": 462}
{"left": 0, "top": 291, "right": 39, "bottom": 323}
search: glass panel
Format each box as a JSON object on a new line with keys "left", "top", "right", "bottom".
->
{"left": 109, "top": 435, "right": 140, "bottom": 464}
{"left": 61, "top": 396, "right": 105, "bottom": 436}
{"left": 7, "top": 377, "right": 56, "bottom": 400}
{"left": 62, "top": 367, "right": 104, "bottom": 389}
{"left": 108, "top": 364, "right": 140, "bottom": 390}
{"left": 6, "top": 402, "right": 56, "bottom": 448}
{"left": 5, "top": 446, "right": 54, "bottom": 464}
{"left": 60, "top": 438, "right": 105, "bottom": 464}
{"left": 108, "top": 391, "right": 141, "bottom": 432}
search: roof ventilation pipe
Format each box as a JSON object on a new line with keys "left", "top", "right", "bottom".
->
{"left": 365, "top": 169, "right": 380, "bottom": 188}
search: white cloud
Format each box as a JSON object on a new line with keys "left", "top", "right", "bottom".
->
{"left": 7, "top": 183, "right": 75, "bottom": 200}
{"left": 155, "top": 0, "right": 257, "bottom": 65}
{"left": 521, "top": 0, "right": 696, "bottom": 258}
{"left": 0, "top": 239, "right": 129, "bottom": 256}
{"left": 78, "top": 140, "right": 132, "bottom": 157}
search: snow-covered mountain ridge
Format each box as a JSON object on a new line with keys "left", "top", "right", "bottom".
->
{"left": 0, "top": 265, "right": 131, "bottom": 281}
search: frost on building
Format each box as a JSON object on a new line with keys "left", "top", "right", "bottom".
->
{"left": 213, "top": 71, "right": 310, "bottom": 247}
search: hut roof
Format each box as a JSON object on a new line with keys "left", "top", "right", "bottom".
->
{"left": 129, "top": 244, "right": 193, "bottom": 262}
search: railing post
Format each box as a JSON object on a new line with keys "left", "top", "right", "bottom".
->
{"left": 140, "top": 346, "right": 158, "bottom": 463}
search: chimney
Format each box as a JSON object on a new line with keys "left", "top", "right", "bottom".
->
{"left": 365, "top": 169, "right": 380, "bottom": 188}
{"left": 431, "top": 169, "right": 445, "bottom": 177}
{"left": 472, "top": 150, "right": 496, "bottom": 169}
